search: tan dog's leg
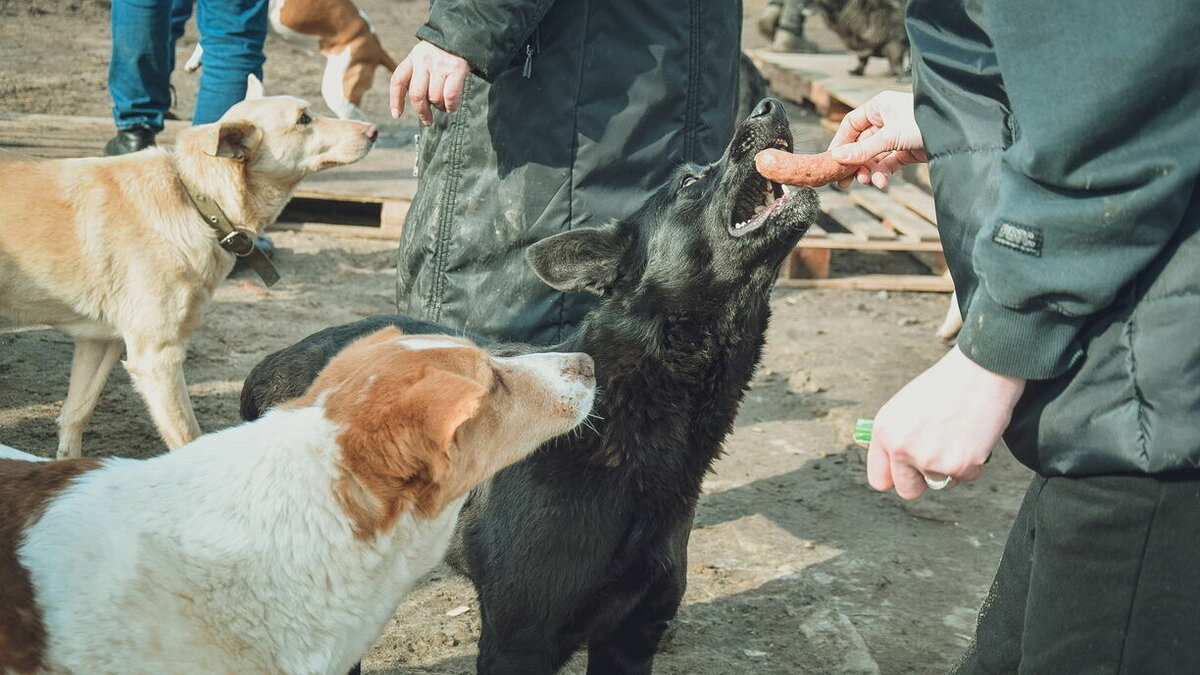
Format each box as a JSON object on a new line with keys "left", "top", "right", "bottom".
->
{"left": 935, "top": 290, "right": 963, "bottom": 343}
{"left": 123, "top": 339, "right": 201, "bottom": 450}
{"left": 56, "top": 339, "right": 124, "bottom": 459}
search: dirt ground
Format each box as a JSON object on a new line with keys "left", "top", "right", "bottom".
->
{"left": 0, "top": 1, "right": 1031, "bottom": 673}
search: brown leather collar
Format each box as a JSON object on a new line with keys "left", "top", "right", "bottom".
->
{"left": 179, "top": 178, "right": 280, "bottom": 287}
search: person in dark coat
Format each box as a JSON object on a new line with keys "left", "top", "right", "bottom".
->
{"left": 388, "top": 0, "right": 741, "bottom": 345}
{"left": 758, "top": 0, "right": 1200, "bottom": 671}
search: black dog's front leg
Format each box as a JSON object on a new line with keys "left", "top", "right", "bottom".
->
{"left": 475, "top": 606, "right": 577, "bottom": 675}
{"left": 584, "top": 565, "right": 687, "bottom": 675}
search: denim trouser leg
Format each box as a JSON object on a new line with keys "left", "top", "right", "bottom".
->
{"left": 193, "top": 0, "right": 268, "bottom": 124}
{"left": 167, "top": 0, "right": 195, "bottom": 75}
{"left": 109, "top": 0, "right": 173, "bottom": 132}
{"left": 779, "top": 0, "right": 808, "bottom": 34}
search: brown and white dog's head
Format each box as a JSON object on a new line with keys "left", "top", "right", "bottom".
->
{"left": 176, "top": 80, "right": 378, "bottom": 180}
{"left": 293, "top": 327, "right": 595, "bottom": 539}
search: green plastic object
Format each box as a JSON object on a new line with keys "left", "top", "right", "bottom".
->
{"left": 853, "top": 418, "right": 873, "bottom": 447}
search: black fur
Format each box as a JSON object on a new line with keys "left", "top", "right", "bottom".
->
{"left": 238, "top": 316, "right": 486, "bottom": 420}
{"left": 810, "top": 0, "right": 909, "bottom": 78}
{"left": 240, "top": 99, "right": 818, "bottom": 674}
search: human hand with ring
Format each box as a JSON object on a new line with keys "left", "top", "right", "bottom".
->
{"left": 861, "top": 345, "right": 1026, "bottom": 499}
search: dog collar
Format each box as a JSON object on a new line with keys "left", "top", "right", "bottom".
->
{"left": 179, "top": 179, "right": 280, "bottom": 287}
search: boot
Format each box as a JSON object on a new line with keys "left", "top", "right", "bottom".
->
{"left": 771, "top": 26, "right": 819, "bottom": 53}
{"left": 103, "top": 127, "right": 156, "bottom": 156}
{"left": 756, "top": 4, "right": 782, "bottom": 40}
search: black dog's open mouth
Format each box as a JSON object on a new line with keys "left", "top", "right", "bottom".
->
{"left": 730, "top": 136, "right": 794, "bottom": 238}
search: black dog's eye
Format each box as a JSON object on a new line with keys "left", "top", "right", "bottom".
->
{"left": 297, "top": 112, "right": 312, "bottom": 125}
{"left": 679, "top": 175, "right": 701, "bottom": 189}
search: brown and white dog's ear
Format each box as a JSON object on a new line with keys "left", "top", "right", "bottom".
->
{"left": 244, "top": 74, "right": 265, "bottom": 100}
{"left": 328, "top": 361, "right": 487, "bottom": 535}
{"left": 202, "top": 120, "right": 262, "bottom": 161}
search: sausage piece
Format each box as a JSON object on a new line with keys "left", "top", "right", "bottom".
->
{"left": 754, "top": 149, "right": 857, "bottom": 187}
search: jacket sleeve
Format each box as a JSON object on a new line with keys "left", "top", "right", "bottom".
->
{"left": 956, "top": 0, "right": 1200, "bottom": 380}
{"left": 416, "top": 0, "right": 556, "bottom": 81}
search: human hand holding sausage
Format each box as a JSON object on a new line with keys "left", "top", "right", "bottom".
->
{"left": 755, "top": 91, "right": 927, "bottom": 189}
{"left": 390, "top": 41, "right": 470, "bottom": 125}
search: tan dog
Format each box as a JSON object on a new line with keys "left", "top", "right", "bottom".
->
{"left": 185, "top": 0, "right": 398, "bottom": 121}
{"left": 0, "top": 85, "right": 377, "bottom": 459}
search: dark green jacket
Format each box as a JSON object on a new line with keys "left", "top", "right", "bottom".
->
{"left": 909, "top": 0, "right": 1200, "bottom": 475}
{"left": 396, "top": 0, "right": 742, "bottom": 345}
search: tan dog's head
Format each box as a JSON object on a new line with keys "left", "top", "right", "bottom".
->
{"left": 184, "top": 81, "right": 378, "bottom": 179}
{"left": 295, "top": 327, "right": 595, "bottom": 539}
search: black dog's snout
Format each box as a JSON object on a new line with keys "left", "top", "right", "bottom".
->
{"left": 749, "top": 98, "right": 781, "bottom": 119}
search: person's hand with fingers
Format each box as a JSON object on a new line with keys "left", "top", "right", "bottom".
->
{"left": 389, "top": 40, "right": 471, "bottom": 125}
{"left": 828, "top": 90, "right": 927, "bottom": 189}
{"left": 867, "top": 345, "right": 1026, "bottom": 500}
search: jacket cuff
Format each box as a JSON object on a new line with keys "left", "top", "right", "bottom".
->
{"left": 957, "top": 287, "right": 1085, "bottom": 380}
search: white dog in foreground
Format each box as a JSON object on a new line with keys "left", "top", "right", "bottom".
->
{"left": 0, "top": 329, "right": 596, "bottom": 673}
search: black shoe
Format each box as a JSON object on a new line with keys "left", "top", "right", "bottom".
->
{"left": 104, "top": 127, "right": 157, "bottom": 156}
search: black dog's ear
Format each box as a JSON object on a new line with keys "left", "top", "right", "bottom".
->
{"left": 526, "top": 221, "right": 636, "bottom": 295}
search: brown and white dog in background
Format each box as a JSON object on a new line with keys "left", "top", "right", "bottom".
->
{"left": 185, "top": 0, "right": 398, "bottom": 121}
{"left": 0, "top": 83, "right": 377, "bottom": 459}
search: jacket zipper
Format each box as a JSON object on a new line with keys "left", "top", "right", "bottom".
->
{"left": 522, "top": 26, "right": 541, "bottom": 78}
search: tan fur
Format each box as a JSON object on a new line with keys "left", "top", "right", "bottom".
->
{"left": 293, "top": 329, "right": 588, "bottom": 539}
{"left": 0, "top": 457, "right": 102, "bottom": 673}
{"left": 0, "top": 94, "right": 377, "bottom": 459}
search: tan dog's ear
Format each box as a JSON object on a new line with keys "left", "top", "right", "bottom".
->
{"left": 202, "top": 120, "right": 262, "bottom": 161}
{"left": 245, "top": 74, "right": 265, "bottom": 100}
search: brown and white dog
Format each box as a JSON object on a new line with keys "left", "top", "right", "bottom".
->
{"left": 0, "top": 84, "right": 377, "bottom": 459}
{"left": 185, "top": 0, "right": 398, "bottom": 121}
{"left": 0, "top": 328, "right": 596, "bottom": 673}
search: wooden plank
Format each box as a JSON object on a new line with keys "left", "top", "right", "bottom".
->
{"left": 819, "top": 189, "right": 896, "bottom": 240}
{"left": 888, "top": 182, "right": 938, "bottom": 224}
{"left": 849, "top": 188, "right": 941, "bottom": 241}
{"left": 270, "top": 221, "right": 397, "bottom": 241}
{"left": 748, "top": 51, "right": 911, "bottom": 123}
{"left": 787, "top": 248, "right": 831, "bottom": 279}
{"left": 777, "top": 274, "right": 953, "bottom": 293}
{"left": 794, "top": 237, "right": 942, "bottom": 252}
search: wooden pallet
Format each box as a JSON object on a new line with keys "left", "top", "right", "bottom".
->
{"left": 0, "top": 111, "right": 415, "bottom": 238}
{"left": 748, "top": 51, "right": 911, "bottom": 129}
{"left": 781, "top": 181, "right": 952, "bottom": 292}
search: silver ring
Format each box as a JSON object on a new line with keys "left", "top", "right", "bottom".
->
{"left": 924, "top": 474, "right": 953, "bottom": 490}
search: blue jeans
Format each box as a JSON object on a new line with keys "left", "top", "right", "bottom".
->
{"left": 109, "top": 0, "right": 268, "bottom": 131}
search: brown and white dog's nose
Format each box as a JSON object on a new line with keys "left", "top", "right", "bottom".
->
{"left": 362, "top": 124, "right": 379, "bottom": 142}
{"left": 563, "top": 354, "right": 595, "bottom": 383}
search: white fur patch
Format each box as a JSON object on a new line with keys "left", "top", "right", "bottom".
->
{"left": 321, "top": 46, "right": 369, "bottom": 121}
{"left": 397, "top": 336, "right": 470, "bottom": 352}
{"left": 19, "top": 408, "right": 468, "bottom": 672}
{"left": 0, "top": 443, "right": 46, "bottom": 461}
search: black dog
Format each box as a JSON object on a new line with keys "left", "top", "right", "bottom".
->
{"left": 810, "top": 0, "right": 909, "bottom": 78}
{"left": 241, "top": 98, "right": 817, "bottom": 674}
